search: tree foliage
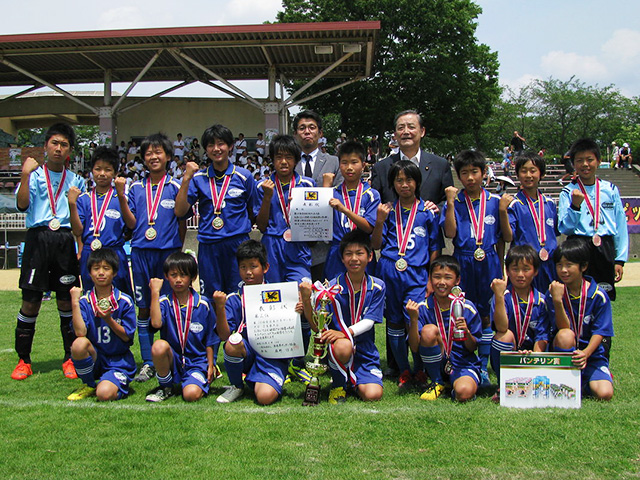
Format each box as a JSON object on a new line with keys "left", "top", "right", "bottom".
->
{"left": 277, "top": 0, "right": 500, "bottom": 142}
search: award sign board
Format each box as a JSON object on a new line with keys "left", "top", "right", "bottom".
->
{"left": 500, "top": 352, "right": 581, "bottom": 409}
{"left": 244, "top": 281, "right": 304, "bottom": 359}
{"left": 289, "top": 187, "right": 333, "bottom": 241}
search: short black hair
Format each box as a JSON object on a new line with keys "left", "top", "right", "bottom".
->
{"left": 91, "top": 146, "right": 119, "bottom": 172}
{"left": 269, "top": 135, "right": 301, "bottom": 164}
{"left": 45, "top": 123, "right": 76, "bottom": 148}
{"left": 388, "top": 160, "right": 422, "bottom": 199}
{"left": 141, "top": 133, "right": 173, "bottom": 159}
{"left": 453, "top": 150, "right": 486, "bottom": 177}
{"left": 429, "top": 254, "right": 460, "bottom": 278}
{"left": 338, "top": 140, "right": 366, "bottom": 162}
{"left": 505, "top": 244, "right": 540, "bottom": 271}
{"left": 553, "top": 237, "right": 590, "bottom": 269}
{"left": 569, "top": 138, "right": 601, "bottom": 162}
{"left": 339, "top": 229, "right": 372, "bottom": 257}
{"left": 87, "top": 247, "right": 119, "bottom": 274}
{"left": 394, "top": 109, "right": 424, "bottom": 129}
{"left": 514, "top": 151, "right": 546, "bottom": 177}
{"left": 292, "top": 110, "right": 323, "bottom": 132}
{"left": 201, "top": 124, "right": 235, "bottom": 149}
{"left": 163, "top": 251, "right": 198, "bottom": 279}
{"left": 236, "top": 239, "right": 268, "bottom": 268}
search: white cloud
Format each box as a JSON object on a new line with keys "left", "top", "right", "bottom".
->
{"left": 99, "top": 7, "right": 144, "bottom": 30}
{"left": 601, "top": 28, "right": 640, "bottom": 63}
{"left": 540, "top": 51, "right": 608, "bottom": 81}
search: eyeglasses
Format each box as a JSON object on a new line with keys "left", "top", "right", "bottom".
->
{"left": 296, "top": 124, "right": 318, "bottom": 133}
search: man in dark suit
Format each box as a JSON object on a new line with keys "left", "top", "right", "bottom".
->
{"left": 370, "top": 109, "right": 454, "bottom": 378}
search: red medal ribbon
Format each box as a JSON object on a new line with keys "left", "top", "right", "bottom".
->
{"left": 563, "top": 279, "right": 587, "bottom": 345}
{"left": 341, "top": 182, "right": 364, "bottom": 231}
{"left": 522, "top": 190, "right": 546, "bottom": 247}
{"left": 511, "top": 287, "right": 534, "bottom": 349}
{"left": 145, "top": 175, "right": 166, "bottom": 227}
{"left": 274, "top": 175, "right": 296, "bottom": 227}
{"left": 209, "top": 167, "right": 234, "bottom": 215}
{"left": 434, "top": 300, "right": 456, "bottom": 358}
{"left": 395, "top": 199, "right": 419, "bottom": 257}
{"left": 88, "top": 288, "right": 118, "bottom": 315}
{"left": 43, "top": 164, "right": 67, "bottom": 218}
{"left": 463, "top": 189, "right": 486, "bottom": 246}
{"left": 90, "top": 188, "right": 114, "bottom": 238}
{"left": 345, "top": 274, "right": 367, "bottom": 329}
{"left": 172, "top": 291, "right": 194, "bottom": 367}
{"left": 576, "top": 178, "right": 601, "bottom": 233}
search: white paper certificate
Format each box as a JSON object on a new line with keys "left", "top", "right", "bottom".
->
{"left": 243, "top": 281, "right": 304, "bottom": 359}
{"left": 289, "top": 187, "right": 333, "bottom": 241}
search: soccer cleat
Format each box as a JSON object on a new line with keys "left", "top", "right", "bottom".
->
{"left": 145, "top": 386, "right": 175, "bottom": 402}
{"left": 212, "top": 364, "right": 223, "bottom": 380}
{"left": 283, "top": 374, "right": 292, "bottom": 385}
{"left": 420, "top": 382, "right": 445, "bottom": 401}
{"left": 328, "top": 387, "right": 347, "bottom": 405}
{"left": 134, "top": 363, "right": 156, "bottom": 382}
{"left": 480, "top": 370, "right": 491, "bottom": 388}
{"left": 67, "top": 385, "right": 96, "bottom": 401}
{"left": 414, "top": 370, "right": 429, "bottom": 391}
{"left": 492, "top": 390, "right": 500, "bottom": 404}
{"left": 11, "top": 360, "right": 33, "bottom": 380}
{"left": 397, "top": 370, "right": 413, "bottom": 393}
{"left": 62, "top": 359, "right": 78, "bottom": 379}
{"left": 216, "top": 385, "right": 244, "bottom": 404}
{"left": 288, "top": 362, "right": 312, "bottom": 385}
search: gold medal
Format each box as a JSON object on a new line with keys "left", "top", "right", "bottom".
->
{"left": 145, "top": 227, "right": 157, "bottom": 241}
{"left": 90, "top": 239, "right": 102, "bottom": 251}
{"left": 48, "top": 218, "right": 61, "bottom": 231}
{"left": 395, "top": 257, "right": 408, "bottom": 271}
{"left": 592, "top": 234, "right": 601, "bottom": 247}
{"left": 212, "top": 216, "right": 224, "bottom": 230}
{"left": 97, "top": 297, "right": 112, "bottom": 313}
{"left": 539, "top": 247, "right": 549, "bottom": 261}
{"left": 228, "top": 332, "right": 243, "bottom": 345}
{"left": 444, "top": 360, "right": 453, "bottom": 375}
{"left": 473, "top": 247, "right": 485, "bottom": 261}
{"left": 283, "top": 229, "right": 292, "bottom": 242}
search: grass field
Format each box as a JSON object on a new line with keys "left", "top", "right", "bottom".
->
{"left": 1, "top": 289, "right": 639, "bottom": 480}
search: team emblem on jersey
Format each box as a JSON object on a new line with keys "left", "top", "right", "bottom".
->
{"left": 304, "top": 191, "right": 318, "bottom": 201}
{"left": 413, "top": 226, "right": 426, "bottom": 237}
{"left": 228, "top": 188, "right": 243, "bottom": 198}
{"left": 583, "top": 315, "right": 592, "bottom": 325}
{"left": 546, "top": 218, "right": 554, "bottom": 227}
{"left": 191, "top": 371, "right": 206, "bottom": 384}
{"left": 161, "top": 199, "right": 175, "bottom": 209}
{"left": 484, "top": 215, "right": 496, "bottom": 225}
{"left": 105, "top": 209, "right": 121, "bottom": 219}
{"left": 114, "top": 372, "right": 127, "bottom": 383}
{"left": 59, "top": 274, "right": 76, "bottom": 285}
{"left": 262, "top": 290, "right": 281, "bottom": 303}
{"left": 190, "top": 322, "right": 204, "bottom": 333}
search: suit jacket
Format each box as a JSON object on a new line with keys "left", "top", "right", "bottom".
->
{"left": 370, "top": 150, "right": 454, "bottom": 206}
{"left": 295, "top": 151, "right": 343, "bottom": 187}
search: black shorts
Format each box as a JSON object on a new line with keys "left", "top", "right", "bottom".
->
{"left": 19, "top": 227, "right": 80, "bottom": 293}
{"left": 568, "top": 235, "right": 616, "bottom": 300}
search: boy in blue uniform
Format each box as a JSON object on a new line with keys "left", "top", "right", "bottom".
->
{"left": 406, "top": 255, "right": 482, "bottom": 402}
{"left": 214, "top": 240, "right": 295, "bottom": 405}
{"left": 69, "top": 146, "right": 132, "bottom": 296}
{"left": 489, "top": 245, "right": 550, "bottom": 402}
{"left": 301, "top": 230, "right": 385, "bottom": 404}
{"left": 67, "top": 248, "right": 137, "bottom": 401}
{"left": 546, "top": 238, "right": 614, "bottom": 400}
{"left": 441, "top": 150, "right": 504, "bottom": 386}
{"left": 12, "top": 123, "right": 86, "bottom": 381}
{"left": 500, "top": 152, "right": 558, "bottom": 293}
{"left": 146, "top": 252, "right": 217, "bottom": 402}
{"left": 115, "top": 133, "right": 187, "bottom": 383}
{"left": 324, "top": 140, "right": 380, "bottom": 281}
{"left": 372, "top": 160, "right": 441, "bottom": 392}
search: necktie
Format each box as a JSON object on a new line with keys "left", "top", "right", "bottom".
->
{"left": 303, "top": 154, "right": 313, "bottom": 178}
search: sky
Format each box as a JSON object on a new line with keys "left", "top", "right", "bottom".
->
{"left": 0, "top": 0, "right": 639, "bottom": 99}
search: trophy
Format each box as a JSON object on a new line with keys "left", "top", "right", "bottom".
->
{"left": 451, "top": 286, "right": 467, "bottom": 342}
{"left": 302, "top": 292, "right": 332, "bottom": 406}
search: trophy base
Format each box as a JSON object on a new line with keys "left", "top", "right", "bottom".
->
{"left": 302, "top": 378, "right": 321, "bottom": 406}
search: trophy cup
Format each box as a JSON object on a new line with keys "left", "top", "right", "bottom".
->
{"left": 302, "top": 293, "right": 332, "bottom": 406}
{"left": 451, "top": 286, "right": 467, "bottom": 342}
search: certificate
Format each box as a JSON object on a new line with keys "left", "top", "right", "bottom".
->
{"left": 244, "top": 281, "right": 304, "bottom": 359}
{"left": 289, "top": 187, "right": 333, "bottom": 241}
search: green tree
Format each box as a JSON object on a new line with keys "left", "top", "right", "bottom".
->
{"left": 277, "top": 0, "right": 500, "bottom": 144}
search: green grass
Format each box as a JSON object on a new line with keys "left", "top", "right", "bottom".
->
{"left": 1, "top": 289, "right": 639, "bottom": 480}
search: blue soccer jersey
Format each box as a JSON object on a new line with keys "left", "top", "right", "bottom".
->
{"left": 330, "top": 181, "right": 380, "bottom": 243}
{"left": 490, "top": 288, "right": 550, "bottom": 348}
{"left": 20, "top": 166, "right": 86, "bottom": 228}
{"left": 127, "top": 175, "right": 183, "bottom": 249}
{"left": 76, "top": 189, "right": 126, "bottom": 248}
{"left": 158, "top": 290, "right": 217, "bottom": 371}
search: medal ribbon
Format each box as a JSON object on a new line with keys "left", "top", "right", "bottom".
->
{"left": 341, "top": 182, "right": 364, "bottom": 231}
{"left": 43, "top": 164, "right": 67, "bottom": 218}
{"left": 463, "top": 189, "right": 486, "bottom": 246}
{"left": 576, "top": 178, "right": 601, "bottom": 233}
{"left": 523, "top": 190, "right": 546, "bottom": 247}
{"left": 434, "top": 301, "right": 455, "bottom": 358}
{"left": 172, "top": 291, "right": 194, "bottom": 367}
{"left": 510, "top": 287, "right": 534, "bottom": 349}
{"left": 145, "top": 175, "right": 166, "bottom": 227}
{"left": 275, "top": 175, "right": 296, "bottom": 227}
{"left": 90, "top": 188, "right": 114, "bottom": 238}
{"left": 395, "top": 199, "right": 419, "bottom": 257}
{"left": 209, "top": 167, "right": 234, "bottom": 215}
{"left": 88, "top": 287, "right": 118, "bottom": 315}
{"left": 563, "top": 279, "right": 587, "bottom": 345}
